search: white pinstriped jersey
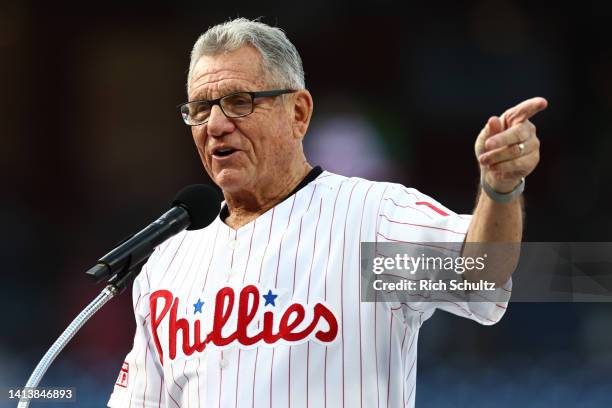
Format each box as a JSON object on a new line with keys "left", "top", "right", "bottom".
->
{"left": 108, "top": 170, "right": 511, "bottom": 408}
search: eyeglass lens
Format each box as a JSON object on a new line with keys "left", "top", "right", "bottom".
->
{"left": 182, "top": 92, "right": 254, "bottom": 125}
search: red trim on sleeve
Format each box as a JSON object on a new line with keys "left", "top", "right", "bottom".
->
{"left": 415, "top": 201, "right": 449, "bottom": 216}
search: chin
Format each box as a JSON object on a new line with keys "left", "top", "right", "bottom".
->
{"left": 213, "top": 168, "right": 249, "bottom": 193}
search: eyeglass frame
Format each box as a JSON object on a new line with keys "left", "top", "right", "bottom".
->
{"left": 177, "top": 89, "right": 297, "bottom": 126}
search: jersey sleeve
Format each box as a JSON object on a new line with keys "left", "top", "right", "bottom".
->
{"left": 375, "top": 183, "right": 512, "bottom": 327}
{"left": 107, "top": 254, "right": 165, "bottom": 407}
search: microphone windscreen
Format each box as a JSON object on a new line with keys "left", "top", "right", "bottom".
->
{"left": 172, "top": 184, "right": 221, "bottom": 230}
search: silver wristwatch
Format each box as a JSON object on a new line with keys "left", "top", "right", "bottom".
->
{"left": 480, "top": 176, "right": 525, "bottom": 204}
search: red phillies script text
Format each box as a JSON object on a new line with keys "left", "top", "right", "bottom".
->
{"left": 150, "top": 285, "right": 338, "bottom": 363}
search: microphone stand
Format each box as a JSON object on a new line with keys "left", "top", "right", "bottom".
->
{"left": 17, "top": 264, "right": 142, "bottom": 408}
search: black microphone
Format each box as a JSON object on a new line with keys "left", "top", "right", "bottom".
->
{"left": 86, "top": 184, "right": 221, "bottom": 284}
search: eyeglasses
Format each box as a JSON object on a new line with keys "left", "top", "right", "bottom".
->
{"left": 178, "top": 89, "right": 296, "bottom": 126}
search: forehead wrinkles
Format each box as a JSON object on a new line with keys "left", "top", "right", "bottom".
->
{"left": 189, "top": 77, "right": 251, "bottom": 101}
{"left": 189, "top": 66, "right": 269, "bottom": 100}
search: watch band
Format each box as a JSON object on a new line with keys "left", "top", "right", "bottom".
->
{"left": 480, "top": 176, "right": 525, "bottom": 204}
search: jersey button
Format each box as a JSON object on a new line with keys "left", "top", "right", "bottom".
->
{"left": 219, "top": 358, "right": 229, "bottom": 369}
{"left": 224, "top": 267, "right": 238, "bottom": 280}
{"left": 228, "top": 239, "right": 238, "bottom": 250}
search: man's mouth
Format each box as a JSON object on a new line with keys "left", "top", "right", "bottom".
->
{"left": 212, "top": 147, "right": 238, "bottom": 158}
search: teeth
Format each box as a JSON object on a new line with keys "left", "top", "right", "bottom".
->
{"left": 218, "top": 148, "right": 231, "bottom": 153}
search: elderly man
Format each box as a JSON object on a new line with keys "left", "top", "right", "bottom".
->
{"left": 108, "top": 18, "right": 546, "bottom": 408}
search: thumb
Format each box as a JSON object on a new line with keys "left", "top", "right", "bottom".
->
{"left": 476, "top": 116, "right": 503, "bottom": 154}
{"left": 487, "top": 116, "right": 503, "bottom": 137}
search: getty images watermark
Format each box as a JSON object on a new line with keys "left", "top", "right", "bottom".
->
{"left": 371, "top": 252, "right": 495, "bottom": 292}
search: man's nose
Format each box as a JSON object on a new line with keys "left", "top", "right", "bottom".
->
{"left": 207, "top": 105, "right": 235, "bottom": 137}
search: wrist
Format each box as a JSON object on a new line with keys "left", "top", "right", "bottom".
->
{"left": 480, "top": 176, "right": 525, "bottom": 204}
{"left": 482, "top": 171, "right": 523, "bottom": 193}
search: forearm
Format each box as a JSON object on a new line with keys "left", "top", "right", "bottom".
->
{"left": 463, "top": 188, "right": 523, "bottom": 286}
{"left": 468, "top": 187, "right": 523, "bottom": 242}
{"left": 462, "top": 96, "right": 546, "bottom": 286}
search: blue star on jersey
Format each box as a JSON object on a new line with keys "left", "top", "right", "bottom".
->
{"left": 193, "top": 298, "right": 204, "bottom": 314}
{"left": 263, "top": 290, "right": 278, "bottom": 306}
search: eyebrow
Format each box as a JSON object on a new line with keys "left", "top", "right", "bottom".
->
{"left": 189, "top": 88, "right": 254, "bottom": 103}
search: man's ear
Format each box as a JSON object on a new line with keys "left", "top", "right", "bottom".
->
{"left": 291, "top": 89, "right": 313, "bottom": 139}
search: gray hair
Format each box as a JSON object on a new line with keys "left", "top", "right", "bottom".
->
{"left": 187, "top": 18, "right": 305, "bottom": 91}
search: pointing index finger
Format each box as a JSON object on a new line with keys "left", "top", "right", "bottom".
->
{"left": 502, "top": 97, "right": 548, "bottom": 127}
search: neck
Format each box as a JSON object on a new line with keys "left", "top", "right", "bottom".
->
{"left": 223, "top": 160, "right": 312, "bottom": 229}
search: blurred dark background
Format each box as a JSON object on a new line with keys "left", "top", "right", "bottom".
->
{"left": 1, "top": 0, "right": 611, "bottom": 406}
